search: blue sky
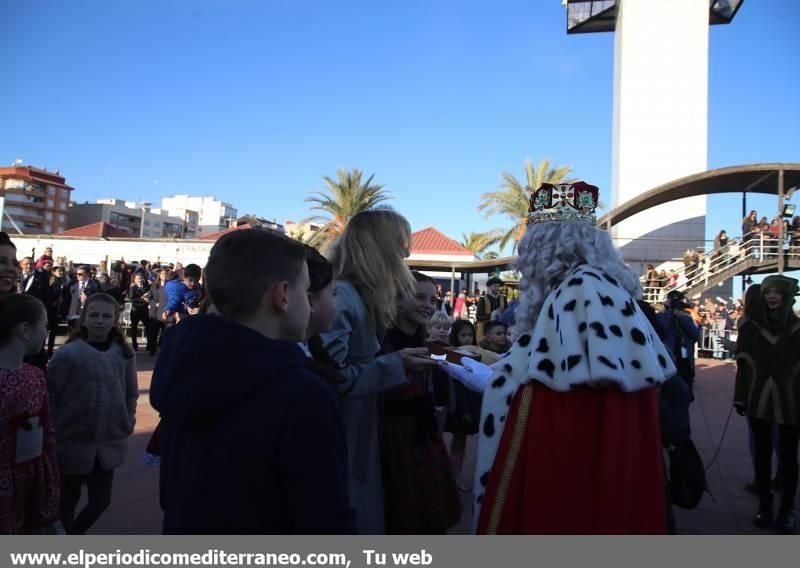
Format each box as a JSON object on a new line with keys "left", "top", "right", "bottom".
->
{"left": 3, "top": 0, "right": 798, "bottom": 255}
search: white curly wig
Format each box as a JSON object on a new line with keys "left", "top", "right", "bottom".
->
{"left": 514, "top": 221, "right": 642, "bottom": 334}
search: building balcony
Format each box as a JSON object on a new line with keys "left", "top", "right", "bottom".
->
{"left": 2, "top": 192, "right": 46, "bottom": 208}
{"left": 2, "top": 183, "right": 47, "bottom": 196}
{"left": 6, "top": 182, "right": 47, "bottom": 195}
{"left": 16, "top": 213, "right": 46, "bottom": 224}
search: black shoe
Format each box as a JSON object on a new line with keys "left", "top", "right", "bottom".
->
{"left": 753, "top": 503, "right": 774, "bottom": 529}
{"left": 744, "top": 481, "right": 759, "bottom": 496}
{"left": 774, "top": 510, "right": 796, "bottom": 534}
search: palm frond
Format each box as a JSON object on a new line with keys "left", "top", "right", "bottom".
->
{"left": 497, "top": 226, "right": 519, "bottom": 252}
{"left": 479, "top": 158, "right": 576, "bottom": 254}
{"left": 305, "top": 168, "right": 392, "bottom": 232}
{"left": 459, "top": 230, "right": 503, "bottom": 257}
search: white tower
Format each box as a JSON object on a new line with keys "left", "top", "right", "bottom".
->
{"left": 565, "top": 0, "right": 743, "bottom": 271}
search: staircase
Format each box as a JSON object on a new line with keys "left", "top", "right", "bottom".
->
{"left": 642, "top": 233, "right": 800, "bottom": 303}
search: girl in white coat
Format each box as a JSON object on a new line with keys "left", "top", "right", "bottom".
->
{"left": 47, "top": 293, "right": 138, "bottom": 534}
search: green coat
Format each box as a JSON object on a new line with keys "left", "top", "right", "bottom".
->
{"left": 734, "top": 317, "right": 800, "bottom": 425}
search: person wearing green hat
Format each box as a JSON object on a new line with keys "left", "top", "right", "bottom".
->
{"left": 734, "top": 274, "right": 800, "bottom": 534}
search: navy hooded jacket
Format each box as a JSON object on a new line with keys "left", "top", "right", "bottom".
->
{"left": 150, "top": 314, "right": 355, "bottom": 534}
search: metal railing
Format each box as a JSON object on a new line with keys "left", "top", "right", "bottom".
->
{"left": 641, "top": 231, "right": 800, "bottom": 303}
{"left": 697, "top": 327, "right": 738, "bottom": 360}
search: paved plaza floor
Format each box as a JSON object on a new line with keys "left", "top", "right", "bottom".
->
{"left": 77, "top": 356, "right": 794, "bottom": 535}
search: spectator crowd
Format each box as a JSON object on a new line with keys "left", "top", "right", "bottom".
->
{"left": 13, "top": 247, "right": 204, "bottom": 358}
{"left": 1, "top": 204, "right": 798, "bottom": 536}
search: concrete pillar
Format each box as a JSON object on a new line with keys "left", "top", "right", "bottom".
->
{"left": 610, "top": 0, "right": 709, "bottom": 272}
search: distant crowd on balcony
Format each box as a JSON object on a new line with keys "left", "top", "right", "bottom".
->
{"left": 641, "top": 210, "right": 800, "bottom": 304}
{"left": 742, "top": 210, "right": 800, "bottom": 252}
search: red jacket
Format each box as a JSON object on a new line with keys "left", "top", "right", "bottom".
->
{"left": 34, "top": 255, "right": 53, "bottom": 269}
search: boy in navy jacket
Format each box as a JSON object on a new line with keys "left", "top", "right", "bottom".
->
{"left": 150, "top": 229, "right": 355, "bottom": 534}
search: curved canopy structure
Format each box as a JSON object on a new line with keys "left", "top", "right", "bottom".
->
{"left": 598, "top": 163, "right": 800, "bottom": 229}
{"left": 407, "top": 164, "right": 800, "bottom": 277}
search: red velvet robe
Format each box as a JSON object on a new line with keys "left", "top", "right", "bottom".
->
{"left": 476, "top": 382, "right": 666, "bottom": 534}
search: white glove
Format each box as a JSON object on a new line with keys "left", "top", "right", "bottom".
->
{"left": 438, "top": 358, "right": 493, "bottom": 393}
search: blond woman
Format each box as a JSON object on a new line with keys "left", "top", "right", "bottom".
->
{"left": 322, "top": 209, "right": 438, "bottom": 534}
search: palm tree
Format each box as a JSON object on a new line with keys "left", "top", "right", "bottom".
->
{"left": 304, "top": 168, "right": 392, "bottom": 248}
{"left": 460, "top": 231, "right": 501, "bottom": 259}
{"left": 478, "top": 158, "right": 576, "bottom": 252}
{"left": 287, "top": 227, "right": 311, "bottom": 245}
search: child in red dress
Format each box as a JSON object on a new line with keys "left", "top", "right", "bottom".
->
{"left": 0, "top": 294, "right": 61, "bottom": 534}
{"left": 379, "top": 272, "right": 462, "bottom": 534}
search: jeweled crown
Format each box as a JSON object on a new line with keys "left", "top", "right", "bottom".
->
{"left": 527, "top": 181, "right": 599, "bottom": 225}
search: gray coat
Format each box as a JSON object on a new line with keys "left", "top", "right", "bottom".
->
{"left": 321, "top": 280, "right": 407, "bottom": 534}
{"left": 148, "top": 283, "right": 169, "bottom": 320}
{"left": 47, "top": 340, "right": 139, "bottom": 475}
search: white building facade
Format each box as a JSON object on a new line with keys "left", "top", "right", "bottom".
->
{"left": 68, "top": 199, "right": 187, "bottom": 239}
{"left": 161, "top": 195, "right": 238, "bottom": 238}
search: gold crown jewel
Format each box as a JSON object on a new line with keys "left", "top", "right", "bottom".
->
{"left": 527, "top": 181, "right": 600, "bottom": 226}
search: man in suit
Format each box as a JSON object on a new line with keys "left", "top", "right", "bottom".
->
{"left": 66, "top": 265, "right": 99, "bottom": 331}
{"left": 18, "top": 256, "right": 50, "bottom": 303}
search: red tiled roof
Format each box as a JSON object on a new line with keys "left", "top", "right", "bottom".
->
{"left": 200, "top": 224, "right": 253, "bottom": 240}
{"left": 58, "top": 222, "right": 131, "bottom": 238}
{"left": 411, "top": 227, "right": 474, "bottom": 256}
